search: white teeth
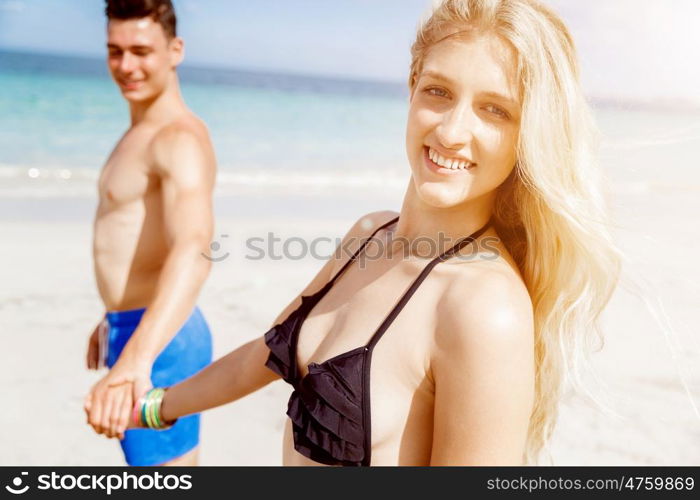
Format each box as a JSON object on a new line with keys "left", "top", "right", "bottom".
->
{"left": 428, "top": 147, "right": 472, "bottom": 170}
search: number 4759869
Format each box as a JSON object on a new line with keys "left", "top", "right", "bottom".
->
{"left": 624, "top": 477, "right": 694, "bottom": 491}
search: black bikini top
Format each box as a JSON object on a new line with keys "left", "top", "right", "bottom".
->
{"left": 264, "top": 215, "right": 492, "bottom": 466}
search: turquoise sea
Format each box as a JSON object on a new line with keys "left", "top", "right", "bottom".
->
{"left": 2, "top": 49, "right": 699, "bottom": 196}
{"left": 0, "top": 50, "right": 407, "bottom": 182}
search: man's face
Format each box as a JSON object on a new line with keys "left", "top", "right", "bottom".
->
{"left": 106, "top": 17, "right": 182, "bottom": 102}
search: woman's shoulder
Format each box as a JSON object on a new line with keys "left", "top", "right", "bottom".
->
{"left": 332, "top": 210, "right": 399, "bottom": 259}
{"left": 347, "top": 210, "right": 400, "bottom": 238}
{"left": 434, "top": 254, "right": 534, "bottom": 355}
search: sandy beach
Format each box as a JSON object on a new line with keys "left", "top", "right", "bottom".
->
{"left": 2, "top": 0, "right": 700, "bottom": 468}
{"left": 0, "top": 171, "right": 698, "bottom": 466}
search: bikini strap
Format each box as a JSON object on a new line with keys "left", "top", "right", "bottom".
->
{"left": 321, "top": 215, "right": 400, "bottom": 292}
{"left": 366, "top": 217, "right": 493, "bottom": 350}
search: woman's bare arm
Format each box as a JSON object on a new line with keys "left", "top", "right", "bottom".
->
{"left": 160, "top": 335, "right": 275, "bottom": 421}
{"left": 158, "top": 210, "right": 399, "bottom": 423}
{"left": 429, "top": 267, "right": 535, "bottom": 465}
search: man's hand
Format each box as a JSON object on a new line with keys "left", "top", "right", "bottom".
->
{"left": 86, "top": 319, "right": 107, "bottom": 370}
{"left": 84, "top": 358, "right": 152, "bottom": 439}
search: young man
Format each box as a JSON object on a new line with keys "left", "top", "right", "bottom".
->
{"left": 83, "top": 0, "right": 216, "bottom": 466}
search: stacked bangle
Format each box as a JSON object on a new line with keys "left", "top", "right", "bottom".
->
{"left": 133, "top": 387, "right": 177, "bottom": 430}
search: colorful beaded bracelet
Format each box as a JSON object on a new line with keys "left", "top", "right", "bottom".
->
{"left": 132, "top": 387, "right": 177, "bottom": 430}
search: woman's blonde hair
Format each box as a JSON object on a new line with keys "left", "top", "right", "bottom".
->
{"left": 410, "top": 0, "right": 622, "bottom": 464}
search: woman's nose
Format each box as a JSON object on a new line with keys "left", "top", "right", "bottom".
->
{"left": 435, "top": 104, "right": 475, "bottom": 150}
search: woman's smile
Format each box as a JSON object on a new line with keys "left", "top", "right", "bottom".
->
{"left": 423, "top": 145, "right": 477, "bottom": 175}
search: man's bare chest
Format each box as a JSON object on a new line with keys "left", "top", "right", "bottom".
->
{"left": 98, "top": 133, "right": 157, "bottom": 207}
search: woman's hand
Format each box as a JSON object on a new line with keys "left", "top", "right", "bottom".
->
{"left": 84, "top": 357, "right": 152, "bottom": 439}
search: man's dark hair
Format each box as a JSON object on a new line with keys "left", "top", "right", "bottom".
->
{"left": 105, "top": 0, "right": 177, "bottom": 39}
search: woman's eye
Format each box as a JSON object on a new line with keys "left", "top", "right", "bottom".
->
{"left": 485, "top": 105, "right": 508, "bottom": 118}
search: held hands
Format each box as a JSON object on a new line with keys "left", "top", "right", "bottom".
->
{"left": 84, "top": 357, "right": 153, "bottom": 439}
{"left": 84, "top": 320, "right": 176, "bottom": 438}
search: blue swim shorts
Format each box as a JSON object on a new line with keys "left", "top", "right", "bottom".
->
{"left": 105, "top": 306, "right": 213, "bottom": 466}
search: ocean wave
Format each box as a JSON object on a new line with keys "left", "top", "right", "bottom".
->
{"left": 3, "top": 164, "right": 693, "bottom": 199}
{"left": 0, "top": 164, "right": 407, "bottom": 198}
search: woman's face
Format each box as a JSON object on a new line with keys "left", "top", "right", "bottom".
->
{"left": 406, "top": 32, "right": 521, "bottom": 209}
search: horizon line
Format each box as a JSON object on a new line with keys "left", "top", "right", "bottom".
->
{"left": 0, "top": 45, "right": 407, "bottom": 89}
{"left": 2, "top": 46, "right": 699, "bottom": 113}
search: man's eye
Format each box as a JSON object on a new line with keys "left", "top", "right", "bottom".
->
{"left": 425, "top": 87, "right": 448, "bottom": 98}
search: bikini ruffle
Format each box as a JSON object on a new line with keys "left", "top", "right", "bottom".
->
{"left": 264, "top": 295, "right": 367, "bottom": 465}
{"left": 286, "top": 360, "right": 365, "bottom": 465}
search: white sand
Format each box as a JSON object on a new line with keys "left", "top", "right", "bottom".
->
{"left": 0, "top": 181, "right": 698, "bottom": 465}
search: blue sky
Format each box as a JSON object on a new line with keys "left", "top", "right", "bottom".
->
{"left": 1, "top": 0, "right": 699, "bottom": 103}
{"left": 0, "top": 0, "right": 431, "bottom": 82}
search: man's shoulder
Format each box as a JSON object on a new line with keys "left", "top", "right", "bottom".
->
{"left": 149, "top": 113, "right": 215, "bottom": 175}
{"left": 152, "top": 113, "right": 211, "bottom": 150}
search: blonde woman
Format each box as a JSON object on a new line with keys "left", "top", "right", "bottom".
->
{"left": 87, "top": 0, "right": 621, "bottom": 466}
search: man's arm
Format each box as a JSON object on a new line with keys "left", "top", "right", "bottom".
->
{"left": 429, "top": 268, "right": 535, "bottom": 465}
{"left": 120, "top": 125, "right": 216, "bottom": 361}
{"left": 85, "top": 123, "right": 216, "bottom": 438}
